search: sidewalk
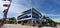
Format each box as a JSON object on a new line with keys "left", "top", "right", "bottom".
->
{"left": 2, "top": 24, "right": 38, "bottom": 28}
{"left": 2, "top": 24, "right": 60, "bottom": 28}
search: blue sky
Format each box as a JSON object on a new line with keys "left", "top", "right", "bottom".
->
{"left": 32, "top": 0, "right": 60, "bottom": 22}
{"left": 0, "top": 0, "right": 60, "bottom": 22}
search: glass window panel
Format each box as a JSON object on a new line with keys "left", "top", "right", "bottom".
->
{"left": 18, "top": 15, "right": 31, "bottom": 20}
{"left": 32, "top": 12, "right": 39, "bottom": 19}
{"left": 23, "top": 9, "right": 31, "bottom": 14}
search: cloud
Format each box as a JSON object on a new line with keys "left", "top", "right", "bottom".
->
{"left": 0, "top": 0, "right": 60, "bottom": 22}
{"left": 0, "top": 0, "right": 32, "bottom": 19}
{"left": 52, "top": 18, "right": 60, "bottom": 22}
{"left": 45, "top": 14, "right": 60, "bottom": 16}
{"left": 8, "top": 1, "right": 31, "bottom": 18}
{"left": 41, "top": 12, "right": 60, "bottom": 16}
{"left": 41, "top": 12, "right": 60, "bottom": 22}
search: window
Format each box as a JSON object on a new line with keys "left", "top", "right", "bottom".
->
{"left": 18, "top": 15, "right": 31, "bottom": 20}
{"left": 23, "top": 9, "right": 31, "bottom": 14}
{"left": 32, "top": 12, "right": 39, "bottom": 19}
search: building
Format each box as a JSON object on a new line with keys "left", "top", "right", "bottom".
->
{"left": 17, "top": 8, "right": 42, "bottom": 26}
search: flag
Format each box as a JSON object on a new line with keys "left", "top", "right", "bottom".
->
{"left": 3, "top": 0, "right": 6, "bottom": 1}
{"left": 2, "top": 0, "right": 12, "bottom": 2}
{"left": 3, "top": 9, "right": 8, "bottom": 17}
{"left": 8, "top": 0, "right": 12, "bottom": 2}
{"left": 3, "top": 9, "right": 8, "bottom": 14}
{"left": 3, "top": 4, "right": 10, "bottom": 7}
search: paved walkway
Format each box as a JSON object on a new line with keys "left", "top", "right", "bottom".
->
{"left": 2, "top": 24, "right": 60, "bottom": 28}
{"left": 2, "top": 24, "right": 38, "bottom": 28}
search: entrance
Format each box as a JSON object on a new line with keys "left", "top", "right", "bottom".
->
{"left": 18, "top": 19, "right": 32, "bottom": 25}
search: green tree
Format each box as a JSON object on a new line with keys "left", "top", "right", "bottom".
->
{"left": 6, "top": 17, "right": 17, "bottom": 24}
{"left": 0, "top": 19, "right": 2, "bottom": 22}
{"left": 42, "top": 16, "right": 57, "bottom": 26}
{"left": 9, "top": 17, "right": 16, "bottom": 20}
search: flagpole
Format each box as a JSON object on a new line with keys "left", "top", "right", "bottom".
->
{"left": 7, "top": 0, "right": 12, "bottom": 13}
{"left": 0, "top": 0, "right": 12, "bottom": 27}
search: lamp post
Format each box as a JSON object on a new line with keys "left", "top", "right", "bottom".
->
{"left": 0, "top": 0, "right": 12, "bottom": 27}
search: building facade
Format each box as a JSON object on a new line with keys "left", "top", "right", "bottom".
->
{"left": 17, "top": 8, "right": 42, "bottom": 26}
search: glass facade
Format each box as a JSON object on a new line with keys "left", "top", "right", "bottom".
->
{"left": 32, "top": 9, "right": 42, "bottom": 24}
{"left": 23, "top": 9, "right": 31, "bottom": 14}
{"left": 17, "top": 8, "right": 43, "bottom": 26}
{"left": 17, "top": 15, "right": 31, "bottom": 20}
{"left": 17, "top": 9, "right": 31, "bottom": 20}
{"left": 17, "top": 8, "right": 42, "bottom": 24}
{"left": 32, "top": 11, "right": 39, "bottom": 19}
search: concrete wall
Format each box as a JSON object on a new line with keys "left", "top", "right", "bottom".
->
{"left": 1, "top": 24, "right": 60, "bottom": 28}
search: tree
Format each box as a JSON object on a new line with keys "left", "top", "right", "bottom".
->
{"left": 42, "top": 16, "right": 57, "bottom": 26}
{"left": 9, "top": 17, "right": 16, "bottom": 20}
{"left": 0, "top": 19, "right": 2, "bottom": 22}
{"left": 6, "top": 17, "right": 17, "bottom": 24}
